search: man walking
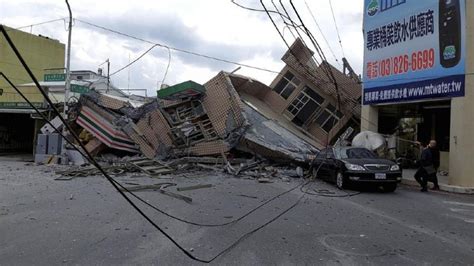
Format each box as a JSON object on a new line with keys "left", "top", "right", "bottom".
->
{"left": 414, "top": 140, "right": 440, "bottom": 192}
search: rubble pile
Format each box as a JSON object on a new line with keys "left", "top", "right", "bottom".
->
{"left": 46, "top": 71, "right": 318, "bottom": 178}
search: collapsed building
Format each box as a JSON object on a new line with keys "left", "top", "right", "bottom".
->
{"left": 69, "top": 71, "right": 318, "bottom": 164}
{"left": 36, "top": 39, "right": 362, "bottom": 165}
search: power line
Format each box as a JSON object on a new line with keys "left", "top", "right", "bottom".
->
{"left": 258, "top": 1, "right": 337, "bottom": 146}
{"left": 74, "top": 18, "right": 281, "bottom": 75}
{"left": 110, "top": 44, "right": 158, "bottom": 76}
{"left": 13, "top": 17, "right": 66, "bottom": 31}
{"left": 328, "top": 0, "right": 346, "bottom": 58}
{"left": 1, "top": 23, "right": 312, "bottom": 264}
{"left": 288, "top": 1, "right": 341, "bottom": 107}
{"left": 271, "top": 1, "right": 297, "bottom": 39}
{"left": 158, "top": 47, "right": 172, "bottom": 89}
{"left": 230, "top": 0, "right": 292, "bottom": 21}
{"left": 277, "top": 0, "right": 321, "bottom": 69}
{"left": 304, "top": 1, "right": 341, "bottom": 66}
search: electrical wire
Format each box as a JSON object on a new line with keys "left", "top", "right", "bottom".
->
{"left": 0, "top": 25, "right": 199, "bottom": 263}
{"left": 328, "top": 0, "right": 346, "bottom": 58}
{"left": 1, "top": 70, "right": 304, "bottom": 229}
{"left": 12, "top": 18, "right": 67, "bottom": 31}
{"left": 109, "top": 44, "right": 158, "bottom": 76}
{"left": 258, "top": 1, "right": 326, "bottom": 85}
{"left": 66, "top": 16, "right": 424, "bottom": 92}
{"left": 257, "top": 1, "right": 353, "bottom": 146}
{"left": 74, "top": 18, "right": 281, "bottom": 75}
{"left": 301, "top": 180, "right": 361, "bottom": 197}
{"left": 0, "top": 24, "right": 310, "bottom": 263}
{"left": 276, "top": 1, "right": 365, "bottom": 145}
{"left": 271, "top": 1, "right": 297, "bottom": 39}
{"left": 126, "top": 180, "right": 304, "bottom": 227}
{"left": 230, "top": 0, "right": 292, "bottom": 21}
{"left": 304, "top": 1, "right": 341, "bottom": 66}
{"left": 301, "top": 156, "right": 361, "bottom": 197}
{"left": 237, "top": 1, "right": 378, "bottom": 140}
{"left": 277, "top": 0, "right": 321, "bottom": 69}
{"left": 287, "top": 0, "right": 342, "bottom": 115}
{"left": 159, "top": 47, "right": 172, "bottom": 89}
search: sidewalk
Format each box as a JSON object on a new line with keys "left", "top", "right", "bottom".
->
{"left": 0, "top": 153, "right": 33, "bottom": 162}
{"left": 401, "top": 169, "right": 474, "bottom": 194}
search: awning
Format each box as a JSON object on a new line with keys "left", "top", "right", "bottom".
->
{"left": 76, "top": 105, "right": 139, "bottom": 153}
{"left": 158, "top": 80, "right": 205, "bottom": 100}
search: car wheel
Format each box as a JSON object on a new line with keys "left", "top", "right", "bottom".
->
{"left": 336, "top": 172, "right": 345, "bottom": 189}
{"left": 383, "top": 183, "right": 397, "bottom": 192}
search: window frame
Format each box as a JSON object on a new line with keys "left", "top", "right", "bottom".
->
{"left": 315, "top": 103, "right": 345, "bottom": 133}
{"left": 285, "top": 86, "right": 325, "bottom": 126}
{"left": 273, "top": 71, "right": 301, "bottom": 100}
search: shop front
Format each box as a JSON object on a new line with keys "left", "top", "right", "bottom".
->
{"left": 361, "top": 0, "right": 473, "bottom": 187}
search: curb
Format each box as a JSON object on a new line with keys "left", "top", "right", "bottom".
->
{"left": 401, "top": 179, "right": 474, "bottom": 194}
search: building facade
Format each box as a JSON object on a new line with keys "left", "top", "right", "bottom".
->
{"left": 267, "top": 39, "right": 362, "bottom": 148}
{"left": 0, "top": 26, "right": 65, "bottom": 153}
{"left": 361, "top": 0, "right": 473, "bottom": 187}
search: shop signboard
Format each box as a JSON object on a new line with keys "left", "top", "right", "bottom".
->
{"left": 71, "top": 84, "right": 90, "bottom": 94}
{"left": 44, "top": 73, "right": 66, "bottom": 82}
{"left": 0, "top": 86, "right": 44, "bottom": 108}
{"left": 363, "top": 0, "right": 466, "bottom": 105}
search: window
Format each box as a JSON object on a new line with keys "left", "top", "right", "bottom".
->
{"left": 342, "top": 148, "right": 378, "bottom": 159}
{"left": 315, "top": 103, "right": 344, "bottom": 133}
{"left": 286, "top": 86, "right": 324, "bottom": 127}
{"left": 273, "top": 71, "right": 300, "bottom": 99}
{"left": 316, "top": 148, "right": 334, "bottom": 159}
{"left": 316, "top": 149, "right": 327, "bottom": 159}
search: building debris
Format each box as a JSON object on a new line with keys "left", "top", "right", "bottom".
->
{"left": 38, "top": 39, "right": 367, "bottom": 187}
{"left": 257, "top": 177, "right": 273, "bottom": 183}
{"left": 128, "top": 159, "right": 175, "bottom": 176}
{"left": 176, "top": 184, "right": 213, "bottom": 191}
{"left": 56, "top": 70, "right": 321, "bottom": 168}
{"left": 120, "top": 182, "right": 193, "bottom": 203}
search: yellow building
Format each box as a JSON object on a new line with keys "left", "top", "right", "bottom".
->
{"left": 0, "top": 26, "right": 65, "bottom": 153}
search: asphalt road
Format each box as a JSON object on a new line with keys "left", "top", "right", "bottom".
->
{"left": 1, "top": 160, "right": 473, "bottom": 265}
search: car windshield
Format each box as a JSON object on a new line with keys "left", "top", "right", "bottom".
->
{"left": 341, "top": 148, "right": 378, "bottom": 159}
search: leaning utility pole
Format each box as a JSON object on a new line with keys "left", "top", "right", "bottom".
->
{"left": 62, "top": 0, "right": 73, "bottom": 164}
{"left": 107, "top": 59, "right": 110, "bottom": 93}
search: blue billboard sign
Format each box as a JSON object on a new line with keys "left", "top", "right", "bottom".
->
{"left": 362, "top": 0, "right": 466, "bottom": 105}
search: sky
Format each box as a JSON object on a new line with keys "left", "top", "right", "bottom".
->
{"left": 0, "top": 0, "right": 364, "bottom": 96}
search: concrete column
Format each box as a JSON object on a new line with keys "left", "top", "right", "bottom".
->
{"left": 448, "top": 0, "right": 474, "bottom": 187}
{"left": 361, "top": 105, "right": 379, "bottom": 132}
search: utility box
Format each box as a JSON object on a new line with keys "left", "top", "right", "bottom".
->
{"left": 47, "top": 133, "right": 62, "bottom": 155}
{"left": 36, "top": 134, "right": 48, "bottom": 154}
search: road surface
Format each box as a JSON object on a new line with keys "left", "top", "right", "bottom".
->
{"left": 1, "top": 160, "right": 473, "bottom": 265}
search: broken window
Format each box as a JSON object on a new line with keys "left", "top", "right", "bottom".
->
{"left": 273, "top": 71, "right": 300, "bottom": 99}
{"left": 315, "top": 103, "right": 344, "bottom": 133}
{"left": 163, "top": 99, "right": 218, "bottom": 147}
{"left": 287, "top": 86, "right": 324, "bottom": 127}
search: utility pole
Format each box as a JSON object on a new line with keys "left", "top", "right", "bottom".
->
{"left": 62, "top": 0, "right": 73, "bottom": 164}
{"left": 99, "top": 59, "right": 110, "bottom": 93}
{"left": 107, "top": 59, "right": 110, "bottom": 93}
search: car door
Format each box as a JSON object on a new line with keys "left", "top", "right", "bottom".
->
{"left": 324, "top": 148, "right": 339, "bottom": 182}
{"left": 314, "top": 149, "right": 329, "bottom": 179}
